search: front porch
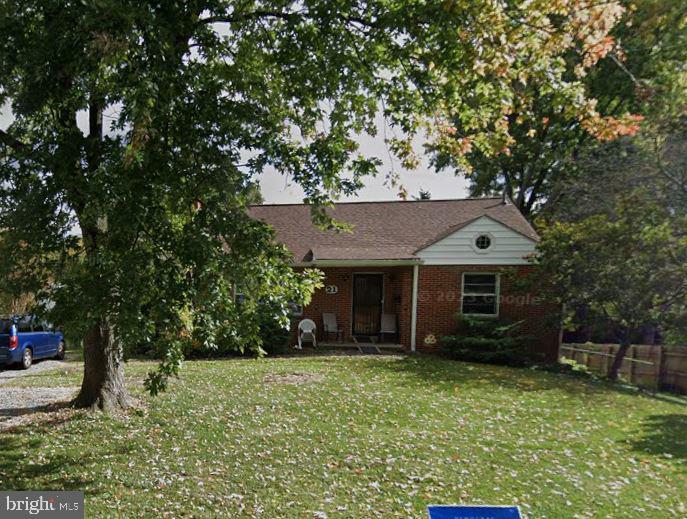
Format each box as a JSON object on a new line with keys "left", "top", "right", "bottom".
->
{"left": 292, "top": 265, "right": 417, "bottom": 351}
{"left": 294, "top": 342, "right": 405, "bottom": 355}
{"left": 319, "top": 341, "right": 405, "bottom": 351}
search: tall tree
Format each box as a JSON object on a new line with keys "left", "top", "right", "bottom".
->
{"left": 0, "top": 1, "right": 627, "bottom": 410}
{"left": 431, "top": 0, "right": 687, "bottom": 217}
{"left": 534, "top": 195, "right": 687, "bottom": 380}
{"left": 541, "top": 119, "right": 687, "bottom": 224}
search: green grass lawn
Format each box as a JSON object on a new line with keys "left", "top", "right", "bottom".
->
{"left": 1, "top": 354, "right": 686, "bottom": 518}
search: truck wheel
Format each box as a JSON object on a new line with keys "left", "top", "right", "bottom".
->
{"left": 21, "top": 348, "right": 32, "bottom": 370}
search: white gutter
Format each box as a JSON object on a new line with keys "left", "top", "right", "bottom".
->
{"left": 410, "top": 264, "right": 419, "bottom": 353}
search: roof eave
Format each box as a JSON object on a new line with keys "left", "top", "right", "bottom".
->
{"left": 293, "top": 258, "right": 422, "bottom": 267}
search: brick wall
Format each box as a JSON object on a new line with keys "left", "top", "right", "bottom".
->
{"left": 294, "top": 266, "right": 413, "bottom": 345}
{"left": 415, "top": 265, "right": 560, "bottom": 362}
{"left": 293, "top": 264, "right": 560, "bottom": 362}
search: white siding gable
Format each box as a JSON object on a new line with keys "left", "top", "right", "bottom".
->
{"left": 416, "top": 216, "right": 536, "bottom": 265}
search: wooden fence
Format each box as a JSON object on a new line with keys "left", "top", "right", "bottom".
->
{"left": 560, "top": 343, "right": 687, "bottom": 395}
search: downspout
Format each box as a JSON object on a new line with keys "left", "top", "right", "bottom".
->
{"left": 410, "top": 264, "right": 419, "bottom": 353}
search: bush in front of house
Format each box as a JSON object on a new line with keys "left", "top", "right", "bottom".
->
{"left": 128, "top": 301, "right": 292, "bottom": 359}
{"left": 440, "top": 315, "right": 541, "bottom": 366}
{"left": 190, "top": 302, "right": 292, "bottom": 357}
{"left": 257, "top": 308, "right": 292, "bottom": 356}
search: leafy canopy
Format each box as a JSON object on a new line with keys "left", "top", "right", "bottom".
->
{"left": 534, "top": 195, "right": 687, "bottom": 339}
{"left": 0, "top": 1, "right": 626, "bottom": 390}
{"left": 431, "top": 0, "right": 687, "bottom": 216}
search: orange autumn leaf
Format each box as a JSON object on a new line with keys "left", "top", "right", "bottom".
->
{"left": 582, "top": 113, "right": 644, "bottom": 142}
{"left": 457, "top": 137, "right": 473, "bottom": 155}
{"left": 583, "top": 36, "right": 616, "bottom": 67}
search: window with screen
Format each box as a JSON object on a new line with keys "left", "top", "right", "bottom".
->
{"left": 461, "top": 273, "right": 499, "bottom": 316}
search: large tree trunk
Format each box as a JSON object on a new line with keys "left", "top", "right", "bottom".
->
{"left": 73, "top": 98, "right": 132, "bottom": 410}
{"left": 608, "top": 333, "right": 631, "bottom": 381}
{"left": 74, "top": 317, "right": 132, "bottom": 411}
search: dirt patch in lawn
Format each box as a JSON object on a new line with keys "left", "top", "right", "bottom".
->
{"left": 263, "top": 372, "right": 325, "bottom": 385}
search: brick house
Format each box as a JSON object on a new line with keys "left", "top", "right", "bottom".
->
{"left": 250, "top": 196, "right": 560, "bottom": 361}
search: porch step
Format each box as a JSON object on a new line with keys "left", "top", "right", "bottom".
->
{"left": 319, "top": 342, "right": 405, "bottom": 351}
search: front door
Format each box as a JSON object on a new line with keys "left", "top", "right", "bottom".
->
{"left": 352, "top": 274, "right": 383, "bottom": 337}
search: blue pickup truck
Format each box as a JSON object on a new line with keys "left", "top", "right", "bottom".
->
{"left": 0, "top": 316, "right": 65, "bottom": 369}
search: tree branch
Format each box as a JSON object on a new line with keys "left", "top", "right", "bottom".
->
{"left": 200, "top": 10, "right": 300, "bottom": 25}
{"left": 0, "top": 128, "right": 28, "bottom": 152}
{"left": 87, "top": 98, "right": 103, "bottom": 175}
{"left": 609, "top": 53, "right": 640, "bottom": 87}
{"left": 199, "top": 10, "right": 380, "bottom": 29}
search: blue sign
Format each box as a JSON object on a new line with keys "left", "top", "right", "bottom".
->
{"left": 428, "top": 505, "right": 522, "bottom": 519}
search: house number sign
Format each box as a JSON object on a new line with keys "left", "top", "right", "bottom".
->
{"left": 325, "top": 285, "right": 338, "bottom": 294}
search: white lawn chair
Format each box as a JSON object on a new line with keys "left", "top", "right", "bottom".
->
{"left": 322, "top": 313, "right": 343, "bottom": 342}
{"left": 297, "top": 319, "right": 317, "bottom": 349}
{"left": 379, "top": 313, "right": 398, "bottom": 343}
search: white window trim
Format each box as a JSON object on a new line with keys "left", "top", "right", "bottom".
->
{"left": 470, "top": 232, "right": 494, "bottom": 254}
{"left": 460, "top": 272, "right": 500, "bottom": 317}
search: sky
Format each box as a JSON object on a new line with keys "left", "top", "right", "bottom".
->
{"left": 259, "top": 112, "right": 469, "bottom": 204}
{"left": 259, "top": 154, "right": 468, "bottom": 204}
{"left": 1, "top": 102, "right": 470, "bottom": 205}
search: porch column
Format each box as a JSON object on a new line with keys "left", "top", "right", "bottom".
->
{"left": 410, "top": 264, "right": 419, "bottom": 352}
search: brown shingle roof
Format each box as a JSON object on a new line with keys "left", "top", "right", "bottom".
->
{"left": 249, "top": 197, "right": 538, "bottom": 262}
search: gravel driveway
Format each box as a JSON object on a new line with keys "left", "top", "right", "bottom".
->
{"left": 0, "top": 359, "right": 67, "bottom": 382}
{"left": 0, "top": 360, "right": 78, "bottom": 430}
